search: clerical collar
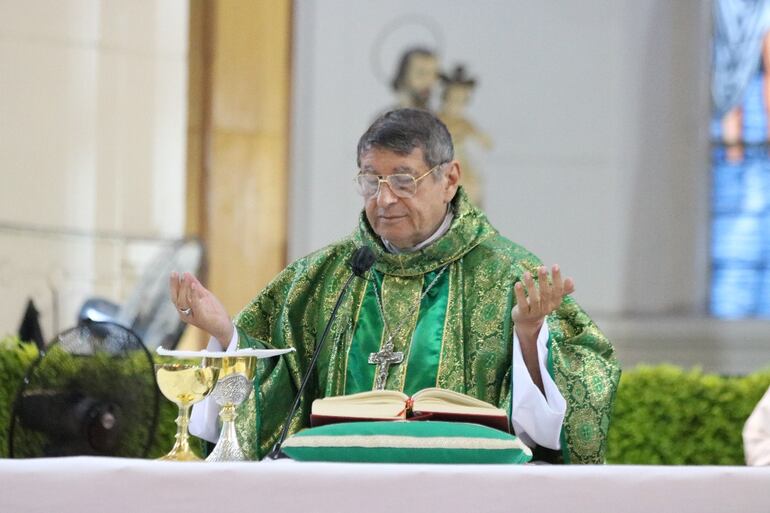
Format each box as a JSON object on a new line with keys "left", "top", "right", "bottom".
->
{"left": 382, "top": 209, "right": 454, "bottom": 254}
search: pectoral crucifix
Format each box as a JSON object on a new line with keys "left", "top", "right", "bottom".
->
{"left": 368, "top": 341, "right": 404, "bottom": 390}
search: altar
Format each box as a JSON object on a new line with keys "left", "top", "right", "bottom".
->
{"left": 1, "top": 457, "right": 769, "bottom": 513}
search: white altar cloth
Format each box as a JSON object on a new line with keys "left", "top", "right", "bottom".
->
{"left": 1, "top": 457, "right": 768, "bottom": 513}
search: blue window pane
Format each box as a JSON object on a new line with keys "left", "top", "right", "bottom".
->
{"left": 742, "top": 156, "right": 770, "bottom": 213}
{"left": 711, "top": 267, "right": 763, "bottom": 318}
{"left": 712, "top": 153, "right": 747, "bottom": 214}
{"left": 741, "top": 74, "right": 768, "bottom": 144}
{"left": 712, "top": 215, "right": 764, "bottom": 264}
{"left": 712, "top": 149, "right": 770, "bottom": 214}
{"left": 710, "top": 117, "right": 723, "bottom": 141}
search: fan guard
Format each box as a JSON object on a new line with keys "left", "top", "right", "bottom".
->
{"left": 8, "top": 321, "right": 159, "bottom": 458}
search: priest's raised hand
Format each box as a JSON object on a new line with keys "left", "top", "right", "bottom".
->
{"left": 169, "top": 271, "right": 234, "bottom": 345}
{"left": 511, "top": 264, "right": 575, "bottom": 393}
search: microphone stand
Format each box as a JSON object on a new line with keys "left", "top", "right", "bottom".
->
{"left": 267, "top": 248, "right": 374, "bottom": 459}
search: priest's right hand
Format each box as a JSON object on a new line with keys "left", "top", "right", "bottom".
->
{"left": 169, "top": 271, "right": 234, "bottom": 345}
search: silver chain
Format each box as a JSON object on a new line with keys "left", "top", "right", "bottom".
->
{"left": 371, "top": 264, "right": 450, "bottom": 348}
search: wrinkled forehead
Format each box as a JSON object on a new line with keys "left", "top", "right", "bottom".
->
{"left": 358, "top": 147, "right": 427, "bottom": 174}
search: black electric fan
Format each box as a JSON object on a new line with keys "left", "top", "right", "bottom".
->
{"left": 8, "top": 321, "right": 159, "bottom": 458}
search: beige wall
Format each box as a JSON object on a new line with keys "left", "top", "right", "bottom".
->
{"left": 205, "top": 0, "right": 291, "bottom": 320}
{"left": 0, "top": 0, "right": 189, "bottom": 338}
{"left": 183, "top": 0, "right": 292, "bottom": 350}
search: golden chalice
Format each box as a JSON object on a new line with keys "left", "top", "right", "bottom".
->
{"left": 202, "top": 355, "right": 257, "bottom": 462}
{"left": 155, "top": 363, "right": 219, "bottom": 461}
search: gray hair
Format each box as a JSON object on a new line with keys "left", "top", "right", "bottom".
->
{"left": 356, "top": 108, "right": 454, "bottom": 171}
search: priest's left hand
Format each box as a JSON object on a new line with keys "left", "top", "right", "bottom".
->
{"left": 511, "top": 264, "right": 575, "bottom": 338}
{"left": 511, "top": 265, "right": 574, "bottom": 394}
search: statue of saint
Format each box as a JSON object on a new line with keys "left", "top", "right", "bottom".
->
{"left": 438, "top": 66, "right": 493, "bottom": 206}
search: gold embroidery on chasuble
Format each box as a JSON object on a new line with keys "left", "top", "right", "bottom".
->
{"left": 449, "top": 245, "right": 515, "bottom": 407}
{"left": 547, "top": 297, "right": 620, "bottom": 463}
{"left": 336, "top": 280, "right": 369, "bottom": 396}
{"left": 375, "top": 274, "right": 424, "bottom": 391}
{"left": 436, "top": 263, "right": 464, "bottom": 392}
{"left": 318, "top": 269, "right": 376, "bottom": 400}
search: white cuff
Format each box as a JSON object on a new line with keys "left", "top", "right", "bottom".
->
{"left": 189, "top": 327, "right": 239, "bottom": 443}
{"left": 225, "top": 327, "right": 239, "bottom": 351}
{"left": 511, "top": 322, "right": 566, "bottom": 450}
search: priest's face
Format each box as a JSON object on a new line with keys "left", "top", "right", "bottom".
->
{"left": 360, "top": 147, "right": 460, "bottom": 249}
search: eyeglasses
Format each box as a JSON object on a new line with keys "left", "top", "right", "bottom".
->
{"left": 353, "top": 163, "right": 444, "bottom": 199}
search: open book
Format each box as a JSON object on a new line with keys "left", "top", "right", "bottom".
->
{"left": 310, "top": 388, "right": 510, "bottom": 433}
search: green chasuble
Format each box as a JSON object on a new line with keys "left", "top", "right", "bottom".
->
{"left": 233, "top": 188, "right": 620, "bottom": 463}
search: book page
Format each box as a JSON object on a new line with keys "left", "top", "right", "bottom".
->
{"left": 311, "top": 390, "right": 408, "bottom": 419}
{"left": 412, "top": 388, "right": 506, "bottom": 416}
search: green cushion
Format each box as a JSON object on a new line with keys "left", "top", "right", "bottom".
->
{"left": 281, "top": 421, "right": 532, "bottom": 464}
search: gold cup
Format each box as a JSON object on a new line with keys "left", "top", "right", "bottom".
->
{"left": 202, "top": 355, "right": 257, "bottom": 461}
{"left": 155, "top": 363, "right": 219, "bottom": 461}
{"left": 204, "top": 355, "right": 257, "bottom": 381}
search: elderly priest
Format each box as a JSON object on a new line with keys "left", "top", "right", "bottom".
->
{"left": 175, "top": 108, "right": 620, "bottom": 464}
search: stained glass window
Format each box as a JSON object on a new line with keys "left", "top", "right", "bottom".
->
{"left": 711, "top": 11, "right": 770, "bottom": 318}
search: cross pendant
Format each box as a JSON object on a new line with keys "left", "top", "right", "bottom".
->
{"left": 368, "top": 343, "right": 404, "bottom": 391}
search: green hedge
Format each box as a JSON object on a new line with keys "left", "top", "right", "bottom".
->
{"left": 607, "top": 365, "right": 770, "bottom": 464}
{"left": 1, "top": 336, "right": 769, "bottom": 463}
{"left": 0, "top": 337, "right": 39, "bottom": 456}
